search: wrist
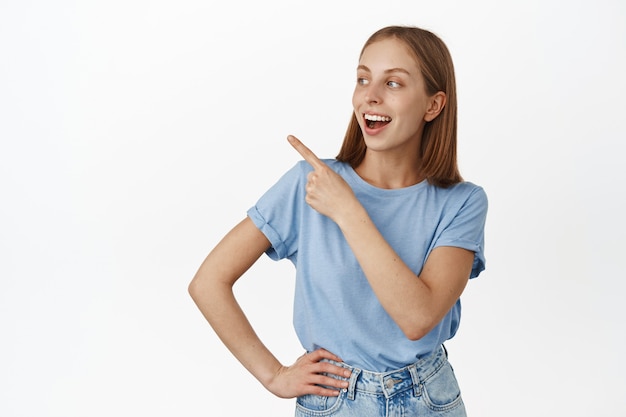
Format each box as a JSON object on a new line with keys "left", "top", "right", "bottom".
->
{"left": 256, "top": 360, "right": 282, "bottom": 388}
{"left": 335, "top": 199, "right": 369, "bottom": 230}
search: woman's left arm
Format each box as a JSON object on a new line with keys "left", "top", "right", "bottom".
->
{"left": 335, "top": 217, "right": 474, "bottom": 341}
{"left": 288, "top": 135, "right": 475, "bottom": 341}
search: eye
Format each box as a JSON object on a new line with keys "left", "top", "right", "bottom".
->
{"left": 356, "top": 76, "right": 369, "bottom": 85}
{"left": 387, "top": 80, "right": 401, "bottom": 88}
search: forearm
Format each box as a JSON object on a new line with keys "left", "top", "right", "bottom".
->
{"left": 188, "top": 217, "right": 282, "bottom": 389}
{"left": 335, "top": 203, "right": 434, "bottom": 339}
{"left": 189, "top": 278, "right": 282, "bottom": 387}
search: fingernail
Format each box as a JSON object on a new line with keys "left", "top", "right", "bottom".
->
{"left": 344, "top": 370, "right": 351, "bottom": 377}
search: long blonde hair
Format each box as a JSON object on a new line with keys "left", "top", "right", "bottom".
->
{"left": 336, "top": 26, "right": 462, "bottom": 188}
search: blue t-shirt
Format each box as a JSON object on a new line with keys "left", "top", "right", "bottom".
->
{"left": 247, "top": 159, "right": 487, "bottom": 372}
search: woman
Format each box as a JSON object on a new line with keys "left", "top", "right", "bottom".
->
{"left": 189, "top": 25, "right": 487, "bottom": 416}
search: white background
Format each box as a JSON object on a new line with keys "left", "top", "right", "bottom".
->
{"left": 1, "top": 0, "right": 625, "bottom": 416}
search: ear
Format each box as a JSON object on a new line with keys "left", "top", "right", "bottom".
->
{"left": 424, "top": 91, "right": 446, "bottom": 122}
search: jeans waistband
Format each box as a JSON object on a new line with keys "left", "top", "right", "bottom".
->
{"left": 329, "top": 346, "right": 448, "bottom": 400}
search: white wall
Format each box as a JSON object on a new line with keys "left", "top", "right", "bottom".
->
{"left": 1, "top": 1, "right": 625, "bottom": 415}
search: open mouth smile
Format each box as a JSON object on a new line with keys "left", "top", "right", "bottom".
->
{"left": 364, "top": 113, "right": 392, "bottom": 129}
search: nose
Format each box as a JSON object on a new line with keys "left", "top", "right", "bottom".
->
{"left": 364, "top": 83, "right": 382, "bottom": 104}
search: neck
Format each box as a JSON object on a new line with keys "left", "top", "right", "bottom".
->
{"left": 354, "top": 150, "right": 424, "bottom": 189}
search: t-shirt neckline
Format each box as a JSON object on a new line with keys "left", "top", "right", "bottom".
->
{"left": 342, "top": 162, "right": 429, "bottom": 196}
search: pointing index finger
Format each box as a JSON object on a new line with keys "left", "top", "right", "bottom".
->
{"left": 287, "top": 135, "right": 325, "bottom": 171}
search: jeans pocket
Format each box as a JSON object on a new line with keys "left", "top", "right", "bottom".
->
{"left": 295, "top": 390, "right": 346, "bottom": 416}
{"left": 421, "top": 361, "right": 465, "bottom": 413}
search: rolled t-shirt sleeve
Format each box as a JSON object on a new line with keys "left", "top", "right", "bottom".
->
{"left": 434, "top": 185, "right": 488, "bottom": 278}
{"left": 246, "top": 161, "right": 308, "bottom": 261}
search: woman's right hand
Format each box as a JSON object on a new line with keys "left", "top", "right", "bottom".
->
{"left": 265, "top": 349, "right": 352, "bottom": 398}
{"left": 287, "top": 135, "right": 361, "bottom": 225}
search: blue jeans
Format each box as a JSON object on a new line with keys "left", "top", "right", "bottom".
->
{"left": 295, "top": 346, "right": 466, "bottom": 417}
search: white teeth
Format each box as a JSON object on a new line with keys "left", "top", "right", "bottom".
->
{"left": 364, "top": 114, "right": 391, "bottom": 122}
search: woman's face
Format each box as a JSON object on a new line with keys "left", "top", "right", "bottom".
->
{"left": 352, "top": 37, "right": 440, "bottom": 157}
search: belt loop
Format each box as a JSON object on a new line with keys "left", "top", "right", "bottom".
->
{"left": 408, "top": 363, "right": 421, "bottom": 397}
{"left": 346, "top": 368, "right": 361, "bottom": 401}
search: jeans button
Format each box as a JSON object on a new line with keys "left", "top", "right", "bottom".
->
{"left": 385, "top": 379, "right": 395, "bottom": 389}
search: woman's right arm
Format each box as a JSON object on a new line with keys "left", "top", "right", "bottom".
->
{"left": 188, "top": 216, "right": 351, "bottom": 398}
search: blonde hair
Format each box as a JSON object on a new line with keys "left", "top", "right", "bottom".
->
{"left": 337, "top": 26, "right": 462, "bottom": 188}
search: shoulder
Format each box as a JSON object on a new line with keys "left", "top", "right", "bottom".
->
{"left": 293, "top": 158, "right": 349, "bottom": 174}
{"left": 442, "top": 181, "right": 487, "bottom": 205}
{"left": 448, "top": 182, "right": 488, "bottom": 223}
{"left": 426, "top": 181, "right": 488, "bottom": 219}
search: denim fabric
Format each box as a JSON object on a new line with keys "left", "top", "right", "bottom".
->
{"left": 295, "top": 347, "right": 466, "bottom": 417}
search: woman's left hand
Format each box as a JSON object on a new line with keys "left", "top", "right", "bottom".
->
{"left": 288, "top": 135, "right": 359, "bottom": 223}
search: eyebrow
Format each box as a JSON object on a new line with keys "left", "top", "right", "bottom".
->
{"left": 357, "top": 64, "right": 411, "bottom": 76}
